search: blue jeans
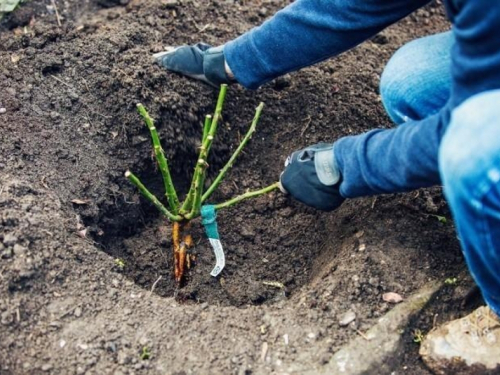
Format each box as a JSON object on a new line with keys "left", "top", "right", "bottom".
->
{"left": 381, "top": 31, "right": 500, "bottom": 316}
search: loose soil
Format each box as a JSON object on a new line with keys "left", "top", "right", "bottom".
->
{"left": 0, "top": 1, "right": 479, "bottom": 374}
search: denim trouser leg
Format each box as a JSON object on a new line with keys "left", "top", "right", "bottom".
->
{"left": 439, "top": 90, "right": 500, "bottom": 316}
{"left": 380, "top": 31, "right": 454, "bottom": 124}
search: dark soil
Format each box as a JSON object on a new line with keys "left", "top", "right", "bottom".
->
{"left": 0, "top": 1, "right": 478, "bottom": 374}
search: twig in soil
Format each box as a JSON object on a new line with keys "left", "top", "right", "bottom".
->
{"left": 356, "top": 329, "right": 370, "bottom": 341}
{"left": 193, "top": 20, "right": 212, "bottom": 33}
{"left": 300, "top": 115, "right": 312, "bottom": 137}
{"left": 148, "top": 276, "right": 163, "bottom": 298}
{"left": 50, "top": 0, "right": 62, "bottom": 27}
{"left": 125, "top": 85, "right": 280, "bottom": 284}
{"left": 262, "top": 281, "right": 285, "bottom": 289}
{"left": 50, "top": 75, "right": 74, "bottom": 89}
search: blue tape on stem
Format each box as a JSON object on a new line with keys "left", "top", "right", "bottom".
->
{"left": 201, "top": 205, "right": 219, "bottom": 240}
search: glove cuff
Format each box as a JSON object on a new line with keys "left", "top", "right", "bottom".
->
{"left": 314, "top": 146, "right": 340, "bottom": 186}
{"left": 203, "top": 46, "right": 232, "bottom": 86}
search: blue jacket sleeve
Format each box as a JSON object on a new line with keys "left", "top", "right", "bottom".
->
{"left": 224, "top": 0, "right": 430, "bottom": 89}
{"left": 334, "top": 0, "right": 500, "bottom": 198}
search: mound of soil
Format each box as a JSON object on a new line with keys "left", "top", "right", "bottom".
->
{"left": 0, "top": 1, "right": 478, "bottom": 374}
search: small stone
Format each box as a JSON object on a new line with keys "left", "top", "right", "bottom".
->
{"left": 117, "top": 352, "right": 131, "bottom": 365}
{"left": 41, "top": 363, "right": 53, "bottom": 371}
{"left": 258, "top": 7, "right": 268, "bottom": 17}
{"left": 2, "top": 248, "right": 13, "bottom": 259}
{"left": 59, "top": 340, "right": 66, "bottom": 348}
{"left": 355, "top": 231, "right": 365, "bottom": 238}
{"left": 349, "top": 320, "right": 359, "bottom": 330}
{"left": 49, "top": 111, "right": 60, "bottom": 120}
{"left": 0, "top": 108, "right": 6, "bottom": 114}
{"left": 107, "top": 341, "right": 117, "bottom": 353}
{"left": 1, "top": 311, "right": 14, "bottom": 325}
{"left": 132, "top": 135, "right": 148, "bottom": 145}
{"left": 339, "top": 310, "right": 356, "bottom": 327}
{"left": 3, "top": 233, "right": 18, "bottom": 247}
{"left": 134, "top": 363, "right": 144, "bottom": 370}
{"left": 240, "top": 226, "right": 255, "bottom": 239}
{"left": 368, "top": 277, "right": 380, "bottom": 287}
{"left": 13, "top": 244, "right": 27, "bottom": 256}
{"left": 279, "top": 207, "right": 294, "bottom": 218}
{"left": 382, "top": 292, "right": 404, "bottom": 304}
{"left": 68, "top": 91, "right": 79, "bottom": 101}
{"left": 199, "top": 302, "right": 209, "bottom": 310}
{"left": 162, "top": 0, "right": 179, "bottom": 8}
{"left": 273, "top": 76, "right": 291, "bottom": 91}
{"left": 74, "top": 307, "right": 82, "bottom": 317}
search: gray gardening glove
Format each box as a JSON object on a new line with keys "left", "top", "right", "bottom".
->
{"left": 279, "top": 143, "right": 345, "bottom": 211}
{"left": 153, "top": 43, "right": 233, "bottom": 87}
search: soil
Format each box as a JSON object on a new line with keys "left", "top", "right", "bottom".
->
{"left": 0, "top": 1, "right": 480, "bottom": 374}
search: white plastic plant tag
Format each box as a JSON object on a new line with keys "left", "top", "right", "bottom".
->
{"left": 208, "top": 238, "right": 225, "bottom": 277}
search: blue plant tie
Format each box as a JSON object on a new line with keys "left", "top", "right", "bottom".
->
{"left": 201, "top": 205, "right": 225, "bottom": 277}
{"left": 201, "top": 205, "right": 219, "bottom": 239}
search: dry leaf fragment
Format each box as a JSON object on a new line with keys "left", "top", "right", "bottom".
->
{"left": 77, "top": 229, "right": 87, "bottom": 238}
{"left": 71, "top": 199, "right": 89, "bottom": 205}
{"left": 382, "top": 292, "right": 404, "bottom": 304}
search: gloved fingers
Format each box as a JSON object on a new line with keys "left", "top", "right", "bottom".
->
{"left": 152, "top": 44, "right": 221, "bottom": 87}
{"left": 153, "top": 45, "right": 204, "bottom": 77}
{"left": 152, "top": 47, "right": 179, "bottom": 63}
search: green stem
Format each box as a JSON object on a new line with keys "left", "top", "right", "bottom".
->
{"left": 125, "top": 171, "right": 182, "bottom": 222}
{"left": 202, "top": 115, "right": 212, "bottom": 143}
{"left": 214, "top": 182, "right": 280, "bottom": 211}
{"left": 180, "top": 84, "right": 228, "bottom": 215}
{"left": 137, "top": 103, "right": 180, "bottom": 214}
{"left": 184, "top": 159, "right": 208, "bottom": 220}
{"left": 202, "top": 102, "right": 264, "bottom": 203}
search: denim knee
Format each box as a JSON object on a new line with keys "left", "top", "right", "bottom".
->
{"left": 439, "top": 90, "right": 500, "bottom": 314}
{"left": 380, "top": 31, "right": 454, "bottom": 125}
{"left": 439, "top": 90, "right": 500, "bottom": 195}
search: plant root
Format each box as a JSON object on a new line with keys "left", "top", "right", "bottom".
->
{"left": 172, "top": 221, "right": 194, "bottom": 284}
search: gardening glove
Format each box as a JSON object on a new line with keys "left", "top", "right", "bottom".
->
{"left": 153, "top": 43, "right": 234, "bottom": 87}
{"left": 279, "top": 143, "right": 344, "bottom": 211}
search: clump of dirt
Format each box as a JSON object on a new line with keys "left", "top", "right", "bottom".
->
{"left": 0, "top": 1, "right": 475, "bottom": 374}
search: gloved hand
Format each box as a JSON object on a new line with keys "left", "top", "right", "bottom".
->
{"left": 279, "top": 143, "right": 344, "bottom": 211}
{"left": 153, "top": 43, "right": 234, "bottom": 87}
